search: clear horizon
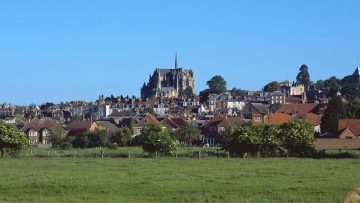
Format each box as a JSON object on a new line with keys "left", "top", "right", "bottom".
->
{"left": 1, "top": 0, "right": 359, "bottom": 105}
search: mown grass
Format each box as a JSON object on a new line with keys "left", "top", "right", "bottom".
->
{"left": 0, "top": 157, "right": 359, "bottom": 202}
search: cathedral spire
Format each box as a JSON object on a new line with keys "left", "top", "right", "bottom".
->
{"left": 175, "top": 53, "right": 178, "bottom": 69}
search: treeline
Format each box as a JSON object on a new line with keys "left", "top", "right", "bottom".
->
{"left": 220, "top": 120, "right": 316, "bottom": 157}
{"left": 49, "top": 126, "right": 133, "bottom": 150}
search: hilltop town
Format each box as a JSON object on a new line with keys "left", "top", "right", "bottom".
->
{"left": 1, "top": 57, "right": 360, "bottom": 151}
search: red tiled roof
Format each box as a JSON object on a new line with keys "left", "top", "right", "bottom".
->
{"left": 338, "top": 119, "right": 360, "bottom": 136}
{"left": 276, "top": 103, "right": 318, "bottom": 114}
{"left": 66, "top": 121, "right": 92, "bottom": 131}
{"left": 264, "top": 113, "right": 293, "bottom": 125}
{"left": 296, "top": 113, "right": 321, "bottom": 126}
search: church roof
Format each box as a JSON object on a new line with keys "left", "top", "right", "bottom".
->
{"left": 352, "top": 67, "right": 360, "bottom": 76}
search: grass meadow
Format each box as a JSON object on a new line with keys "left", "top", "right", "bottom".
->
{"left": 0, "top": 156, "right": 359, "bottom": 202}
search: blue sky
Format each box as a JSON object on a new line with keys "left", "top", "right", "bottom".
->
{"left": 1, "top": 0, "right": 359, "bottom": 105}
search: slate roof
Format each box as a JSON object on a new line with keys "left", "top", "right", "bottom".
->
{"left": 250, "top": 103, "right": 267, "bottom": 114}
{"left": 96, "top": 120, "right": 121, "bottom": 134}
{"left": 164, "top": 117, "right": 187, "bottom": 129}
{"left": 202, "top": 114, "right": 244, "bottom": 128}
{"left": 20, "top": 117, "right": 57, "bottom": 132}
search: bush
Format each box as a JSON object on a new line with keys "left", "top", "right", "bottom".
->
{"left": 139, "top": 124, "right": 176, "bottom": 155}
{"left": 107, "top": 143, "right": 118, "bottom": 150}
{"left": 60, "top": 141, "right": 73, "bottom": 150}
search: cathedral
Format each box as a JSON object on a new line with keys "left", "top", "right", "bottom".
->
{"left": 141, "top": 55, "right": 196, "bottom": 99}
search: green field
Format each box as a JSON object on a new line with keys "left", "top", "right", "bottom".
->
{"left": 0, "top": 157, "right": 359, "bottom": 203}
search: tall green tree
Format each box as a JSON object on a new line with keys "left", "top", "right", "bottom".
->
{"left": 176, "top": 124, "right": 201, "bottom": 145}
{"left": 0, "top": 122, "right": 27, "bottom": 157}
{"left": 230, "top": 88, "right": 247, "bottom": 99}
{"left": 199, "top": 89, "right": 211, "bottom": 104}
{"left": 48, "top": 125, "right": 66, "bottom": 148}
{"left": 320, "top": 96, "right": 348, "bottom": 134}
{"left": 346, "top": 99, "right": 360, "bottom": 119}
{"left": 139, "top": 124, "right": 176, "bottom": 154}
{"left": 296, "top": 64, "right": 311, "bottom": 90}
{"left": 110, "top": 127, "right": 132, "bottom": 146}
{"left": 324, "top": 76, "right": 342, "bottom": 97}
{"left": 87, "top": 126, "right": 110, "bottom": 147}
{"left": 264, "top": 81, "right": 280, "bottom": 92}
{"left": 280, "top": 120, "right": 315, "bottom": 156}
{"left": 261, "top": 124, "right": 282, "bottom": 156}
{"left": 314, "top": 80, "right": 325, "bottom": 90}
{"left": 207, "top": 75, "right": 227, "bottom": 94}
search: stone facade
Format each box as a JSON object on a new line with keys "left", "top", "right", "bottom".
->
{"left": 141, "top": 56, "right": 195, "bottom": 99}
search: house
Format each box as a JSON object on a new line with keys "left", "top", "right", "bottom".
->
{"left": 66, "top": 120, "right": 97, "bottom": 136}
{"left": 252, "top": 112, "right": 321, "bottom": 132}
{"left": 163, "top": 117, "right": 187, "bottom": 131}
{"left": 276, "top": 103, "right": 320, "bottom": 115}
{"left": 270, "top": 91, "right": 285, "bottom": 105}
{"left": 201, "top": 114, "right": 244, "bottom": 145}
{"left": 20, "top": 117, "right": 57, "bottom": 145}
{"left": 242, "top": 103, "right": 268, "bottom": 119}
{"left": 338, "top": 119, "right": 360, "bottom": 139}
{"left": 253, "top": 112, "right": 294, "bottom": 125}
{"left": 0, "top": 103, "right": 15, "bottom": 119}
{"left": 96, "top": 119, "right": 121, "bottom": 136}
{"left": 132, "top": 113, "right": 162, "bottom": 136}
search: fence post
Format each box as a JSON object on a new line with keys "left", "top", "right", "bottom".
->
{"left": 156, "top": 151, "right": 158, "bottom": 158}
{"left": 128, "top": 151, "right": 131, "bottom": 158}
{"left": 101, "top": 150, "right": 104, "bottom": 158}
{"left": 73, "top": 150, "right": 77, "bottom": 159}
{"left": 198, "top": 150, "right": 201, "bottom": 158}
{"left": 227, "top": 151, "right": 230, "bottom": 159}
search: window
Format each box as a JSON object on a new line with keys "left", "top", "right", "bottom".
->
{"left": 254, "top": 117, "right": 261, "bottom": 123}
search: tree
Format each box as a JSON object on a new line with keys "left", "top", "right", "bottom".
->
{"left": 325, "top": 76, "right": 342, "bottom": 97}
{"left": 260, "top": 124, "right": 282, "bottom": 156}
{"left": 264, "top": 81, "right": 280, "bottom": 92}
{"left": 280, "top": 120, "right": 315, "bottom": 156}
{"left": 176, "top": 124, "right": 201, "bottom": 145}
{"left": 199, "top": 89, "right": 211, "bottom": 104}
{"left": 110, "top": 127, "right": 132, "bottom": 146}
{"left": 72, "top": 134, "right": 89, "bottom": 148}
{"left": 296, "top": 64, "right": 311, "bottom": 90}
{"left": 346, "top": 99, "right": 360, "bottom": 119}
{"left": 341, "top": 85, "right": 360, "bottom": 100}
{"left": 139, "top": 124, "right": 176, "bottom": 155}
{"left": 230, "top": 88, "right": 247, "bottom": 99}
{"left": 321, "top": 96, "right": 348, "bottom": 134}
{"left": 48, "top": 125, "right": 66, "bottom": 148}
{"left": 222, "top": 124, "right": 262, "bottom": 156}
{"left": 0, "top": 122, "right": 27, "bottom": 157}
{"left": 87, "top": 126, "right": 110, "bottom": 147}
{"left": 207, "top": 75, "right": 227, "bottom": 94}
{"left": 314, "top": 80, "right": 325, "bottom": 90}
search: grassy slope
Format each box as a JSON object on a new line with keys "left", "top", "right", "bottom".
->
{"left": 0, "top": 158, "right": 359, "bottom": 203}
